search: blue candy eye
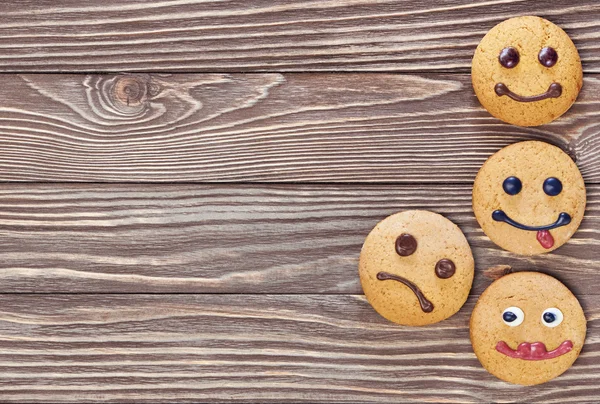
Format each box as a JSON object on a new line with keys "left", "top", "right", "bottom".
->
{"left": 502, "top": 306, "right": 524, "bottom": 326}
{"left": 541, "top": 308, "right": 563, "bottom": 328}
{"left": 543, "top": 177, "right": 562, "bottom": 196}
{"left": 503, "top": 176, "right": 522, "bottom": 195}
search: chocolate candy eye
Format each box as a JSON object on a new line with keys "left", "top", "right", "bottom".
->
{"left": 395, "top": 233, "right": 417, "bottom": 256}
{"left": 538, "top": 47, "right": 558, "bottom": 67}
{"left": 502, "top": 307, "right": 524, "bottom": 327}
{"left": 503, "top": 176, "right": 522, "bottom": 195}
{"left": 543, "top": 177, "right": 562, "bottom": 196}
{"left": 541, "top": 308, "right": 563, "bottom": 328}
{"left": 499, "top": 47, "right": 520, "bottom": 68}
{"left": 435, "top": 259, "right": 455, "bottom": 279}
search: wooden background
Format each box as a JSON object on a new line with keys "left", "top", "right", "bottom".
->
{"left": 0, "top": 0, "right": 599, "bottom": 402}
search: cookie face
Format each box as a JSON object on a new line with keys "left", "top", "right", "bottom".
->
{"left": 473, "top": 141, "right": 586, "bottom": 255}
{"left": 471, "top": 272, "right": 586, "bottom": 385}
{"left": 472, "top": 16, "right": 582, "bottom": 126}
{"left": 359, "top": 210, "right": 474, "bottom": 326}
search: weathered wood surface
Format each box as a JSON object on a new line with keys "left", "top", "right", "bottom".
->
{"left": 0, "top": 294, "right": 597, "bottom": 403}
{"left": 0, "top": 73, "right": 599, "bottom": 182}
{"left": 1, "top": 1, "right": 600, "bottom": 402}
{"left": 0, "top": 183, "right": 597, "bottom": 295}
{"left": 0, "top": 1, "right": 598, "bottom": 73}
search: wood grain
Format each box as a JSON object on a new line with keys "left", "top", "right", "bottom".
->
{"left": 1, "top": 183, "right": 598, "bottom": 295}
{"left": 2, "top": 1, "right": 599, "bottom": 402}
{"left": 1, "top": 73, "right": 600, "bottom": 182}
{"left": 0, "top": 294, "right": 597, "bottom": 402}
{"left": 0, "top": 1, "right": 598, "bottom": 73}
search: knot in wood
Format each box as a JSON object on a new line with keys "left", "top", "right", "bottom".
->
{"left": 112, "top": 75, "right": 149, "bottom": 107}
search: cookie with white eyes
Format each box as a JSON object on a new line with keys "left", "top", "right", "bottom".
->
{"left": 472, "top": 16, "right": 582, "bottom": 126}
{"left": 471, "top": 272, "right": 586, "bottom": 385}
{"left": 359, "top": 210, "right": 474, "bottom": 326}
{"left": 473, "top": 141, "right": 586, "bottom": 255}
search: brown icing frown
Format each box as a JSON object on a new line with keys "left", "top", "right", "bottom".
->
{"left": 471, "top": 272, "right": 586, "bottom": 385}
{"left": 472, "top": 16, "right": 582, "bottom": 126}
{"left": 359, "top": 210, "right": 474, "bottom": 326}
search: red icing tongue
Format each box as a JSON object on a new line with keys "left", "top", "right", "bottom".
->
{"left": 517, "top": 342, "right": 547, "bottom": 359}
{"left": 537, "top": 230, "right": 554, "bottom": 249}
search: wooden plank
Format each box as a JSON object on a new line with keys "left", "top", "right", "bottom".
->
{"left": 0, "top": 1, "right": 598, "bottom": 73}
{"left": 0, "top": 293, "right": 597, "bottom": 402}
{"left": 0, "top": 183, "right": 598, "bottom": 295}
{"left": 0, "top": 73, "right": 600, "bottom": 182}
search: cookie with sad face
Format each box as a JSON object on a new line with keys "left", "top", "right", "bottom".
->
{"left": 359, "top": 210, "right": 474, "bottom": 326}
{"left": 471, "top": 272, "right": 586, "bottom": 385}
{"left": 473, "top": 141, "right": 586, "bottom": 255}
{"left": 472, "top": 16, "right": 582, "bottom": 126}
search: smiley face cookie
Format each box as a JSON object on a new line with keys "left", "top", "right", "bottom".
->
{"left": 473, "top": 141, "right": 586, "bottom": 255}
{"left": 472, "top": 16, "right": 582, "bottom": 126}
{"left": 359, "top": 210, "right": 474, "bottom": 326}
{"left": 471, "top": 272, "right": 586, "bottom": 385}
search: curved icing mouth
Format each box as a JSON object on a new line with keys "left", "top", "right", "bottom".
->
{"left": 492, "top": 210, "right": 571, "bottom": 249}
{"left": 496, "top": 340, "right": 573, "bottom": 360}
{"left": 495, "top": 82, "right": 562, "bottom": 102}
{"left": 376, "top": 271, "right": 433, "bottom": 313}
{"left": 492, "top": 210, "right": 571, "bottom": 232}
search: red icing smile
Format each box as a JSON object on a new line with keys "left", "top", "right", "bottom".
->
{"left": 496, "top": 340, "right": 573, "bottom": 360}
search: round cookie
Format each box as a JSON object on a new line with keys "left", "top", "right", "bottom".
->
{"left": 472, "top": 16, "right": 582, "bottom": 126}
{"left": 470, "top": 272, "right": 586, "bottom": 385}
{"left": 359, "top": 210, "right": 474, "bottom": 326}
{"left": 473, "top": 141, "right": 586, "bottom": 255}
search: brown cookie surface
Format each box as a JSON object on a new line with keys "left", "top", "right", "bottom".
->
{"left": 472, "top": 141, "right": 586, "bottom": 255}
{"left": 359, "top": 210, "right": 474, "bottom": 326}
{"left": 472, "top": 16, "right": 582, "bottom": 126}
{"left": 470, "top": 272, "right": 586, "bottom": 385}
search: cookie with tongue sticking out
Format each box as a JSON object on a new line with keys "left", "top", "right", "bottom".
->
{"left": 473, "top": 141, "right": 585, "bottom": 255}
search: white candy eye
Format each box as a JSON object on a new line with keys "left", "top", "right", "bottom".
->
{"left": 541, "top": 308, "right": 563, "bottom": 328}
{"left": 502, "top": 307, "right": 524, "bottom": 326}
